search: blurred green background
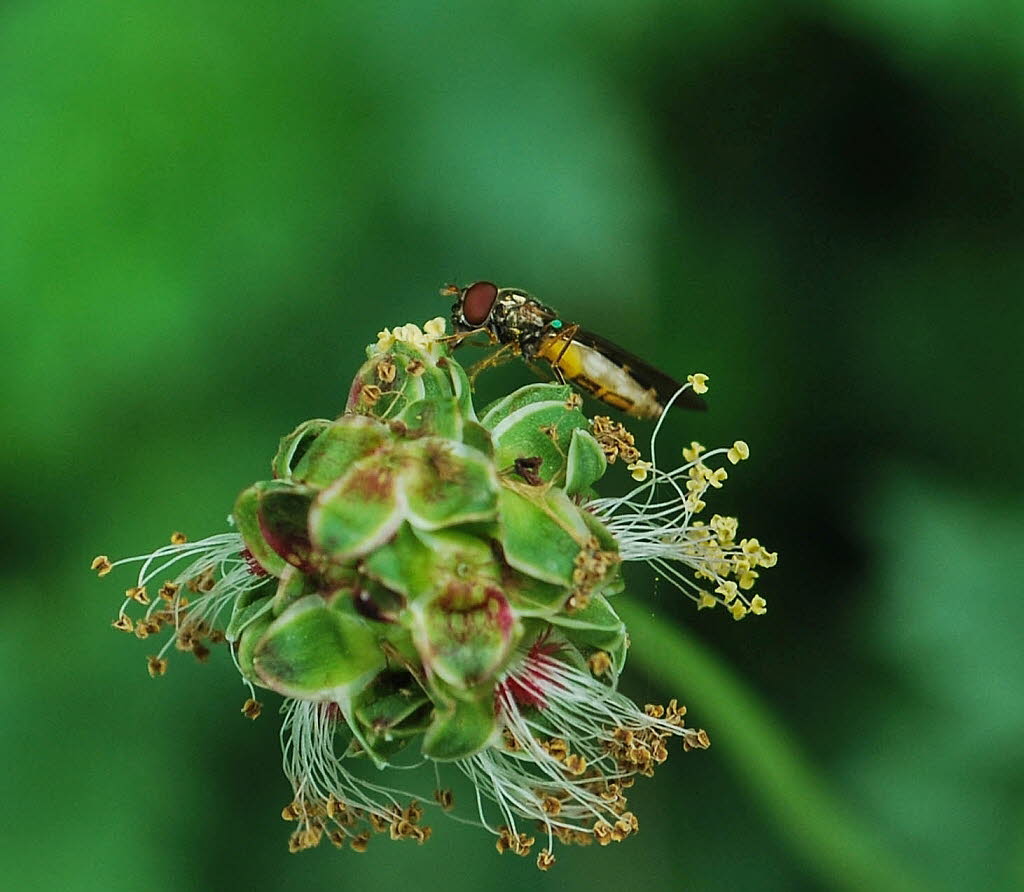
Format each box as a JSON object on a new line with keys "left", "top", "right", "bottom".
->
{"left": 3, "top": 1, "right": 1022, "bottom": 889}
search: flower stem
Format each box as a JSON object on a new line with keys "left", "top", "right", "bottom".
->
{"left": 617, "top": 601, "right": 931, "bottom": 892}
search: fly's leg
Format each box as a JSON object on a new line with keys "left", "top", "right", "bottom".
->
{"left": 526, "top": 358, "right": 555, "bottom": 382}
{"left": 467, "top": 342, "right": 519, "bottom": 386}
{"left": 547, "top": 324, "right": 580, "bottom": 384}
{"left": 441, "top": 328, "right": 495, "bottom": 350}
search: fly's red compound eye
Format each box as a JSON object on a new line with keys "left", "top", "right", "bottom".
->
{"left": 461, "top": 281, "right": 498, "bottom": 326}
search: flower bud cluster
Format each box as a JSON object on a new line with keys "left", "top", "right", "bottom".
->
{"left": 93, "top": 318, "right": 774, "bottom": 865}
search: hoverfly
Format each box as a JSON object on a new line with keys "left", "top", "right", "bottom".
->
{"left": 445, "top": 281, "right": 706, "bottom": 419}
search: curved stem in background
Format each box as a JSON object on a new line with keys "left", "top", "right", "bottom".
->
{"left": 617, "top": 601, "right": 931, "bottom": 892}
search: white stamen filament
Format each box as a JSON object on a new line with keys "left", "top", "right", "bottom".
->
{"left": 454, "top": 648, "right": 695, "bottom": 846}
{"left": 111, "top": 531, "right": 271, "bottom": 657}
{"left": 587, "top": 384, "right": 770, "bottom": 610}
{"left": 281, "top": 699, "right": 424, "bottom": 824}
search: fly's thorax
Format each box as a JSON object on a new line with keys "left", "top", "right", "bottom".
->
{"left": 495, "top": 294, "right": 551, "bottom": 356}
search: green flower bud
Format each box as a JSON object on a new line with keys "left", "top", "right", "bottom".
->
{"left": 289, "top": 415, "right": 389, "bottom": 487}
{"left": 236, "top": 607, "right": 274, "bottom": 684}
{"left": 309, "top": 456, "right": 404, "bottom": 564}
{"left": 256, "top": 482, "right": 319, "bottom": 572}
{"left": 233, "top": 484, "right": 287, "bottom": 577}
{"left": 482, "top": 382, "right": 590, "bottom": 486}
{"left": 271, "top": 565, "right": 317, "bottom": 616}
{"left": 351, "top": 669, "right": 433, "bottom": 762}
{"left": 250, "top": 595, "right": 385, "bottom": 700}
{"left": 225, "top": 588, "right": 274, "bottom": 644}
{"left": 272, "top": 418, "right": 331, "bottom": 481}
{"left": 547, "top": 593, "right": 629, "bottom": 676}
{"left": 565, "top": 427, "right": 607, "bottom": 496}
{"left": 398, "top": 439, "right": 499, "bottom": 530}
{"left": 410, "top": 581, "right": 520, "bottom": 691}
{"left": 421, "top": 682, "right": 499, "bottom": 761}
{"left": 497, "top": 487, "right": 594, "bottom": 587}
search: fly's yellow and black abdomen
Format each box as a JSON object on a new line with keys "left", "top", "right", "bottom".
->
{"left": 534, "top": 335, "right": 665, "bottom": 419}
{"left": 447, "top": 280, "right": 706, "bottom": 419}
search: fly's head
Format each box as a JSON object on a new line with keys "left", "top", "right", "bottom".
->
{"left": 446, "top": 281, "right": 536, "bottom": 339}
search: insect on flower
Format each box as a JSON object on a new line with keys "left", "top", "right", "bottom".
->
{"left": 445, "top": 281, "right": 708, "bottom": 420}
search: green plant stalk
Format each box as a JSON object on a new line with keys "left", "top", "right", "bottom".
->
{"left": 617, "top": 601, "right": 931, "bottom": 892}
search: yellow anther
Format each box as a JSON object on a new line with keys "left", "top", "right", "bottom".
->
{"left": 241, "top": 698, "right": 263, "bottom": 720}
{"left": 593, "top": 820, "right": 614, "bottom": 846}
{"left": 727, "top": 440, "right": 750, "bottom": 464}
{"left": 360, "top": 383, "right": 383, "bottom": 407}
{"left": 682, "top": 441, "right": 705, "bottom": 463}
{"left": 687, "top": 373, "right": 709, "bottom": 394}
{"left": 544, "top": 738, "right": 569, "bottom": 761}
{"left": 368, "top": 813, "right": 391, "bottom": 833}
{"left": 126, "top": 586, "right": 150, "bottom": 605}
{"left": 91, "top": 555, "right": 113, "bottom": 577}
{"left": 170, "top": 532, "right": 188, "bottom": 545}
{"left": 697, "top": 592, "right": 717, "bottom": 610}
{"left": 715, "top": 581, "right": 739, "bottom": 603}
{"left": 513, "top": 831, "right": 535, "bottom": 856}
{"left": 750, "top": 595, "right": 768, "bottom": 615}
{"left": 627, "top": 460, "right": 653, "bottom": 481}
{"left": 729, "top": 601, "right": 748, "bottom": 620}
{"left": 710, "top": 514, "right": 737, "bottom": 537}
{"left": 541, "top": 795, "right": 562, "bottom": 816}
{"left": 376, "top": 357, "right": 397, "bottom": 384}
{"left": 588, "top": 650, "right": 613, "bottom": 676}
{"left": 564, "top": 753, "right": 587, "bottom": 776}
{"left": 423, "top": 316, "right": 447, "bottom": 338}
{"left": 537, "top": 849, "right": 556, "bottom": 871}
{"left": 495, "top": 828, "right": 512, "bottom": 854}
{"left": 147, "top": 656, "right": 168, "bottom": 677}
{"left": 739, "top": 570, "right": 759, "bottom": 590}
{"left": 158, "top": 581, "right": 180, "bottom": 601}
{"left": 393, "top": 323, "right": 428, "bottom": 349}
{"left": 708, "top": 467, "right": 728, "bottom": 488}
{"left": 502, "top": 729, "right": 523, "bottom": 752}
{"left": 403, "top": 800, "right": 424, "bottom": 825}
